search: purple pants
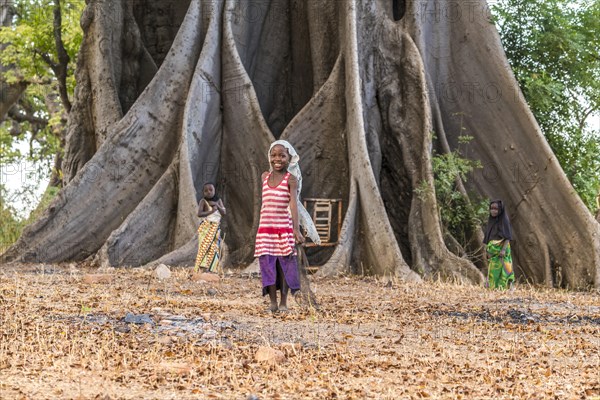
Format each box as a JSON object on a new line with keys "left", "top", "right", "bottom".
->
{"left": 259, "top": 254, "right": 301, "bottom": 296}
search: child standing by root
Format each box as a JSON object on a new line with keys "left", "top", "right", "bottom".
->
{"left": 483, "top": 199, "right": 514, "bottom": 289}
{"left": 254, "top": 140, "right": 320, "bottom": 312}
{"left": 195, "top": 182, "right": 226, "bottom": 273}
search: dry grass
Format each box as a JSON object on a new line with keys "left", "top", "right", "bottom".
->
{"left": 1, "top": 264, "right": 599, "bottom": 399}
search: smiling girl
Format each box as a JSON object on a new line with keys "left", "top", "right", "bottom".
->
{"left": 254, "top": 140, "right": 319, "bottom": 312}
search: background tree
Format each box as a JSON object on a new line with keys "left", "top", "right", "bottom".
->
{"left": 0, "top": 0, "right": 84, "bottom": 187}
{"left": 2, "top": 0, "right": 599, "bottom": 289}
{"left": 492, "top": 0, "right": 600, "bottom": 212}
{"left": 0, "top": 0, "right": 83, "bottom": 248}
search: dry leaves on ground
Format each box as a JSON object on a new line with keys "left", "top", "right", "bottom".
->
{"left": 0, "top": 264, "right": 599, "bottom": 399}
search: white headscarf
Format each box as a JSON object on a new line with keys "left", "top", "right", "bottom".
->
{"left": 269, "top": 140, "right": 321, "bottom": 245}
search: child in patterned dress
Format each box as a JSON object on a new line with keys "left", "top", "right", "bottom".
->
{"left": 254, "top": 140, "right": 320, "bottom": 312}
{"left": 194, "top": 182, "right": 226, "bottom": 272}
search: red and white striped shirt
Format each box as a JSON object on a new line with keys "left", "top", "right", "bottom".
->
{"left": 254, "top": 172, "right": 296, "bottom": 257}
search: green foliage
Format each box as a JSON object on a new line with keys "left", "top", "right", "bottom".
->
{"left": 0, "top": 183, "right": 59, "bottom": 248}
{"left": 492, "top": 0, "right": 600, "bottom": 213}
{"left": 0, "top": 0, "right": 83, "bottom": 88}
{"left": 80, "top": 302, "right": 92, "bottom": 315}
{"left": 431, "top": 146, "right": 489, "bottom": 248}
{"left": 0, "top": 0, "right": 83, "bottom": 234}
{"left": 0, "top": 0, "right": 84, "bottom": 165}
{"left": 0, "top": 184, "right": 24, "bottom": 249}
{"left": 417, "top": 129, "right": 489, "bottom": 253}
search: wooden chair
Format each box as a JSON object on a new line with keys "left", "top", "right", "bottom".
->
{"left": 302, "top": 198, "right": 342, "bottom": 247}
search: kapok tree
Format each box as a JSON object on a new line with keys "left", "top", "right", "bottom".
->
{"left": 3, "top": 0, "right": 599, "bottom": 289}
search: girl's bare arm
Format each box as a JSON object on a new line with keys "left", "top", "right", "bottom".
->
{"left": 216, "top": 198, "right": 226, "bottom": 215}
{"left": 288, "top": 175, "right": 304, "bottom": 244}
{"left": 197, "top": 199, "right": 215, "bottom": 217}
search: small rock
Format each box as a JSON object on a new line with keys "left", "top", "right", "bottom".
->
{"left": 191, "top": 272, "right": 220, "bottom": 283}
{"left": 255, "top": 346, "right": 286, "bottom": 364}
{"left": 82, "top": 274, "right": 113, "bottom": 284}
{"left": 154, "top": 264, "right": 172, "bottom": 280}
{"left": 207, "top": 288, "right": 218, "bottom": 296}
{"left": 247, "top": 395, "right": 260, "bottom": 400}
{"left": 123, "top": 313, "right": 154, "bottom": 325}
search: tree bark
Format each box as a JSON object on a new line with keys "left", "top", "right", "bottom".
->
{"left": 3, "top": 0, "right": 599, "bottom": 289}
{"left": 49, "top": 0, "right": 72, "bottom": 113}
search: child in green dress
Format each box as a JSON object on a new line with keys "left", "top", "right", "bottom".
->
{"left": 483, "top": 200, "right": 514, "bottom": 289}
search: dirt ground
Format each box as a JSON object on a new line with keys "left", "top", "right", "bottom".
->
{"left": 1, "top": 264, "right": 599, "bottom": 399}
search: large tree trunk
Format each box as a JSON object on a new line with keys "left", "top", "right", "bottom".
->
{"left": 3, "top": 0, "right": 599, "bottom": 289}
{"left": 407, "top": 1, "right": 600, "bottom": 288}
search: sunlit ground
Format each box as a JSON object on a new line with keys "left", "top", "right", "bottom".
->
{"left": 1, "top": 264, "right": 599, "bottom": 399}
